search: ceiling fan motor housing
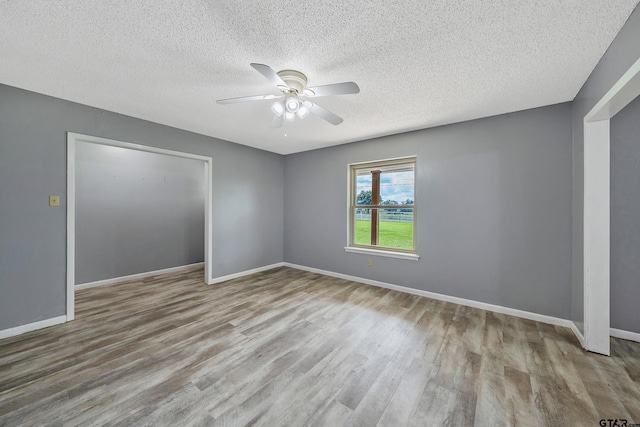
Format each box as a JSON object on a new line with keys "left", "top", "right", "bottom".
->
{"left": 277, "top": 70, "right": 308, "bottom": 94}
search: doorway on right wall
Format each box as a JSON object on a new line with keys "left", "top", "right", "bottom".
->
{"left": 610, "top": 94, "right": 640, "bottom": 340}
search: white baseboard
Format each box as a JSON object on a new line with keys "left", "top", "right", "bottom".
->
{"left": 208, "top": 262, "right": 285, "bottom": 285}
{"left": 76, "top": 262, "right": 205, "bottom": 290}
{"left": 0, "top": 315, "right": 67, "bottom": 340}
{"left": 571, "top": 322, "right": 586, "bottom": 347}
{"left": 11, "top": 263, "right": 633, "bottom": 346}
{"left": 284, "top": 263, "right": 573, "bottom": 329}
{"left": 610, "top": 327, "right": 640, "bottom": 343}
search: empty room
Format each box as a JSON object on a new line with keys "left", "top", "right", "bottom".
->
{"left": 1, "top": 1, "right": 640, "bottom": 426}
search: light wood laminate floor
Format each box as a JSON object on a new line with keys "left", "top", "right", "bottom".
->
{"left": 1, "top": 267, "right": 639, "bottom": 426}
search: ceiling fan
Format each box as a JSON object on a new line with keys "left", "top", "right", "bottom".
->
{"left": 217, "top": 63, "right": 360, "bottom": 128}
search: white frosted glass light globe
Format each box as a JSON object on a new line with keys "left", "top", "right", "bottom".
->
{"left": 271, "top": 101, "right": 284, "bottom": 116}
{"left": 297, "top": 105, "right": 310, "bottom": 119}
{"left": 285, "top": 97, "right": 300, "bottom": 113}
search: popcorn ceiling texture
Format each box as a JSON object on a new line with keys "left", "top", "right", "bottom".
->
{"left": 0, "top": 1, "right": 638, "bottom": 154}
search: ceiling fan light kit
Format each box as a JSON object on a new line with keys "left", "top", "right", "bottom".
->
{"left": 217, "top": 63, "right": 360, "bottom": 129}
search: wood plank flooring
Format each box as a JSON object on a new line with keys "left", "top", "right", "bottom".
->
{"left": 1, "top": 266, "right": 639, "bottom": 426}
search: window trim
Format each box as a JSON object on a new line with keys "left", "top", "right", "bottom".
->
{"left": 343, "top": 246, "right": 420, "bottom": 260}
{"left": 346, "top": 156, "right": 418, "bottom": 258}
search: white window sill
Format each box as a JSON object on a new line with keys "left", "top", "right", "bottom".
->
{"left": 344, "top": 246, "right": 420, "bottom": 261}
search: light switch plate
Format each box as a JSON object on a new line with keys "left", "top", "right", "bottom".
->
{"left": 49, "top": 195, "right": 60, "bottom": 207}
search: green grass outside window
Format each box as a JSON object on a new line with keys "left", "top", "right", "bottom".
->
{"left": 355, "top": 220, "right": 413, "bottom": 250}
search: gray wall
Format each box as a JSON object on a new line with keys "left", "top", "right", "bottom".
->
{"left": 75, "top": 142, "right": 205, "bottom": 284}
{"left": 284, "top": 103, "right": 573, "bottom": 319}
{"left": 0, "top": 83, "right": 284, "bottom": 331}
{"left": 611, "top": 95, "right": 640, "bottom": 334}
{"left": 571, "top": 5, "right": 640, "bottom": 333}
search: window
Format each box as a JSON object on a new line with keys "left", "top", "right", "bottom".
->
{"left": 347, "top": 157, "right": 417, "bottom": 259}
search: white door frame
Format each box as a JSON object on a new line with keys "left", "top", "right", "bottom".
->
{"left": 582, "top": 57, "right": 640, "bottom": 355}
{"left": 66, "top": 132, "right": 214, "bottom": 321}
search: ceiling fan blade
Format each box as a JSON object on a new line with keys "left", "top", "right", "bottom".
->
{"left": 216, "top": 94, "right": 281, "bottom": 104}
{"left": 271, "top": 114, "right": 284, "bottom": 128}
{"left": 305, "top": 82, "right": 360, "bottom": 97}
{"left": 250, "top": 63, "right": 289, "bottom": 89}
{"left": 309, "top": 102, "right": 344, "bottom": 125}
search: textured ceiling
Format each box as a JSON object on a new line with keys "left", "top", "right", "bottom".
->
{"left": 0, "top": 1, "right": 638, "bottom": 154}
